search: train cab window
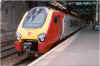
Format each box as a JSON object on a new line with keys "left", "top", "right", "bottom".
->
{"left": 22, "top": 8, "right": 48, "bottom": 28}
{"left": 54, "top": 16, "right": 58, "bottom": 24}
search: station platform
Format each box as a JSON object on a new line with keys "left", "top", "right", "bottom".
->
{"left": 28, "top": 28, "right": 99, "bottom": 66}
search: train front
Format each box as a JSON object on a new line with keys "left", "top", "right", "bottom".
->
{"left": 14, "top": 7, "right": 51, "bottom": 57}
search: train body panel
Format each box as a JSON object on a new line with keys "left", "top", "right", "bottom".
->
{"left": 14, "top": 7, "right": 81, "bottom": 56}
{"left": 61, "top": 15, "right": 81, "bottom": 39}
{"left": 38, "top": 11, "right": 65, "bottom": 53}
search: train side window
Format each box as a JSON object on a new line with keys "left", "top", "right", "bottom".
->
{"left": 54, "top": 16, "right": 57, "bottom": 24}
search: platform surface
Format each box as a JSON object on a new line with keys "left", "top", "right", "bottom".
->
{"left": 29, "top": 28, "right": 100, "bottom": 66}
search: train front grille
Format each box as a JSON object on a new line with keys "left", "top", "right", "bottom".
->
{"left": 23, "top": 40, "right": 38, "bottom": 53}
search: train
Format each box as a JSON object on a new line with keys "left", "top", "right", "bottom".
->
{"left": 14, "top": 7, "right": 82, "bottom": 57}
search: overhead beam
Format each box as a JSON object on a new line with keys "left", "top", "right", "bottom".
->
{"left": 49, "top": 1, "right": 67, "bottom": 10}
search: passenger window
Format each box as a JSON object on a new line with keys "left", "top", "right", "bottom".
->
{"left": 54, "top": 16, "right": 57, "bottom": 24}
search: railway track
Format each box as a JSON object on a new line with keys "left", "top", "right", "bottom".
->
{"left": 1, "top": 48, "right": 16, "bottom": 59}
{"left": 0, "top": 40, "right": 16, "bottom": 58}
{"left": 0, "top": 40, "right": 36, "bottom": 66}
{"left": 0, "top": 40, "right": 37, "bottom": 66}
{"left": 13, "top": 56, "right": 37, "bottom": 66}
{"left": 1, "top": 53, "right": 29, "bottom": 66}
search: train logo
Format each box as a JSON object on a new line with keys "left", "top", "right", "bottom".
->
{"left": 27, "top": 32, "right": 32, "bottom": 36}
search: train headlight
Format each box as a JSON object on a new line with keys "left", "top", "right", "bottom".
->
{"left": 16, "top": 32, "right": 22, "bottom": 40}
{"left": 38, "top": 33, "right": 45, "bottom": 42}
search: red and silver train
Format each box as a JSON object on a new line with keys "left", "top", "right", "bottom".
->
{"left": 14, "top": 7, "right": 81, "bottom": 57}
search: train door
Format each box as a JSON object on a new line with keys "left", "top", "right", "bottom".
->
{"left": 46, "top": 12, "right": 60, "bottom": 43}
{"left": 46, "top": 12, "right": 63, "bottom": 44}
{"left": 57, "top": 15, "right": 62, "bottom": 38}
{"left": 53, "top": 14, "right": 62, "bottom": 40}
{"left": 53, "top": 15, "right": 60, "bottom": 40}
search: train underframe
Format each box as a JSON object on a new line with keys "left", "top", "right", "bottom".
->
{"left": 14, "top": 40, "right": 42, "bottom": 57}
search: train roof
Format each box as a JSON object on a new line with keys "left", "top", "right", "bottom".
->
{"left": 29, "top": 7, "right": 49, "bottom": 13}
{"left": 29, "top": 7, "right": 66, "bottom": 15}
